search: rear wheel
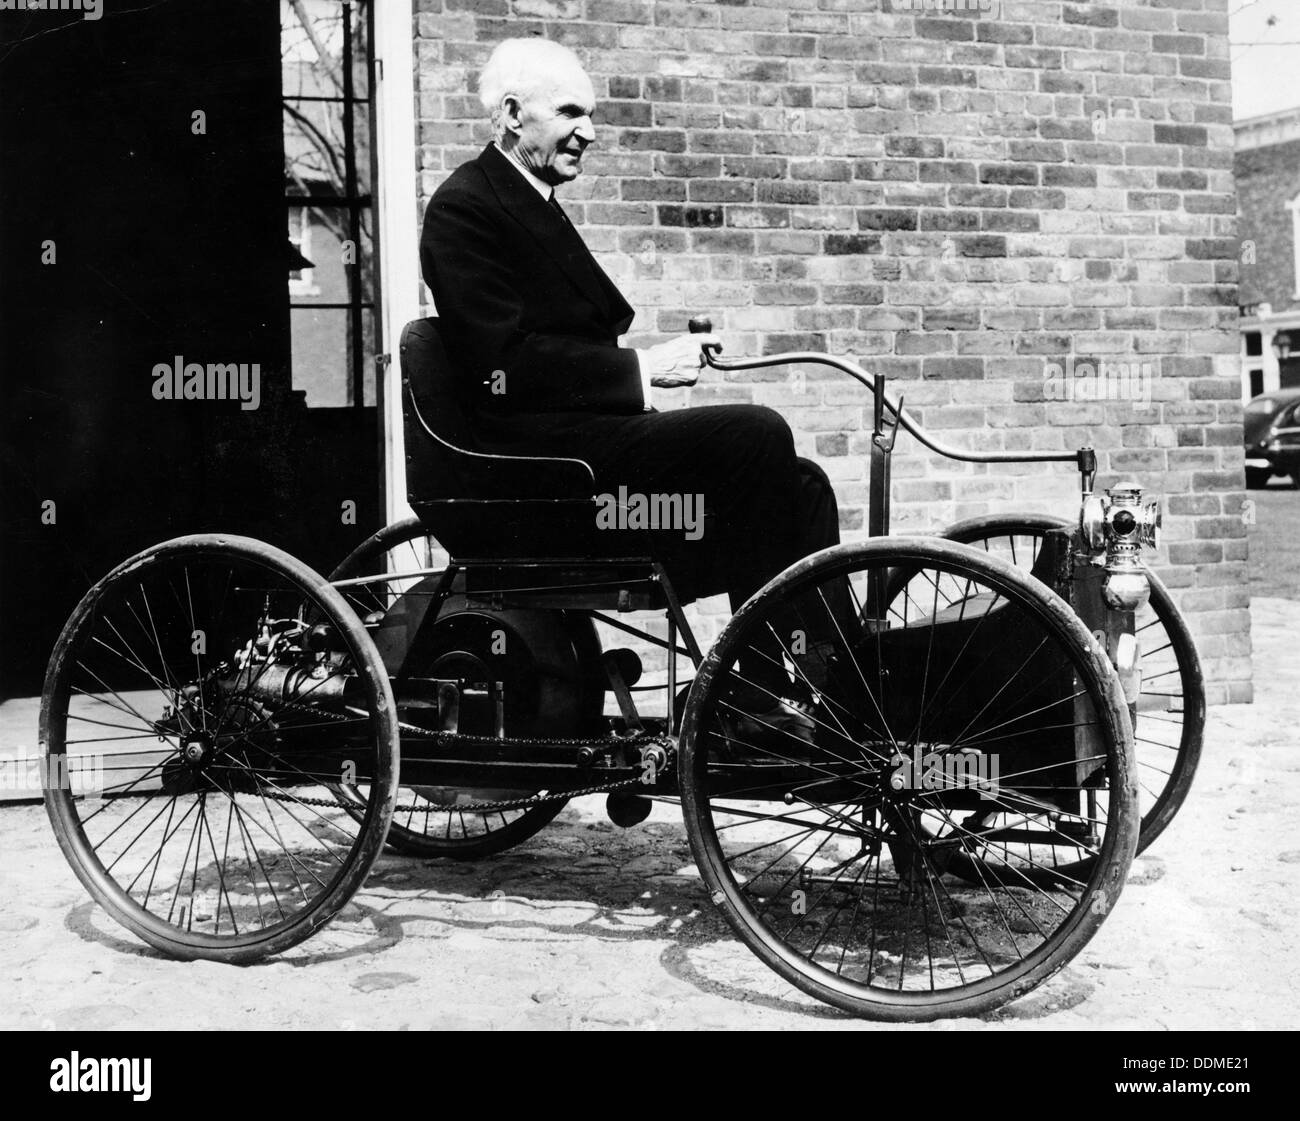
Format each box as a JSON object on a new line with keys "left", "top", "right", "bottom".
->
{"left": 41, "top": 535, "right": 398, "bottom": 962}
{"left": 329, "top": 518, "right": 589, "bottom": 859}
{"left": 679, "top": 538, "right": 1138, "bottom": 1020}
{"left": 939, "top": 514, "right": 1203, "bottom": 853}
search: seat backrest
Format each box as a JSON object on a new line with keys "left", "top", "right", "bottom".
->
{"left": 400, "top": 318, "right": 486, "bottom": 503}
{"left": 398, "top": 318, "right": 702, "bottom": 585}
{"left": 399, "top": 317, "right": 595, "bottom": 506}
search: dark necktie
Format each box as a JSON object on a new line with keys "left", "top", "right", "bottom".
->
{"left": 548, "top": 190, "right": 571, "bottom": 226}
{"left": 548, "top": 189, "right": 618, "bottom": 318}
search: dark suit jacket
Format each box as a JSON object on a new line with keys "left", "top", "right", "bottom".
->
{"left": 420, "top": 143, "right": 643, "bottom": 419}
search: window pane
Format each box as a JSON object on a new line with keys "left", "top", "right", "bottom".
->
{"left": 290, "top": 306, "right": 375, "bottom": 407}
{"left": 282, "top": 0, "right": 374, "bottom": 410}
{"left": 286, "top": 205, "right": 373, "bottom": 304}
{"left": 1245, "top": 332, "right": 1262, "bottom": 358}
{"left": 284, "top": 97, "right": 372, "bottom": 198}
{"left": 281, "top": 0, "right": 369, "bottom": 101}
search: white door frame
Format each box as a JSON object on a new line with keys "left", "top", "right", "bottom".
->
{"left": 372, "top": 0, "right": 419, "bottom": 526}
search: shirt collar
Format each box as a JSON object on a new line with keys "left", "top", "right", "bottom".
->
{"left": 494, "top": 142, "right": 554, "bottom": 201}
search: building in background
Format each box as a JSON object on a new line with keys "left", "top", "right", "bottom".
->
{"left": 1236, "top": 106, "right": 1300, "bottom": 401}
{"left": 1, "top": 0, "right": 1251, "bottom": 703}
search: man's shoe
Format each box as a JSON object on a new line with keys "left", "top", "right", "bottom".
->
{"left": 717, "top": 697, "right": 816, "bottom": 764}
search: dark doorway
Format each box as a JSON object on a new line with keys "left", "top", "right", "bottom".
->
{"left": 0, "top": 0, "right": 379, "bottom": 696}
{"left": 1280, "top": 356, "right": 1300, "bottom": 391}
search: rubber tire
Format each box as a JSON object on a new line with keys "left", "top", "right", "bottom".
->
{"left": 678, "top": 537, "right": 1139, "bottom": 1021}
{"left": 1245, "top": 467, "right": 1271, "bottom": 489}
{"left": 41, "top": 534, "right": 399, "bottom": 963}
{"left": 329, "top": 517, "right": 573, "bottom": 859}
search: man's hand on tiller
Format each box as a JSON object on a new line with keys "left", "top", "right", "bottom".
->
{"left": 638, "top": 333, "right": 722, "bottom": 388}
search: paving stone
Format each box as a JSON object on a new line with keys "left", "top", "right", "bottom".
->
{"left": 352, "top": 971, "right": 418, "bottom": 993}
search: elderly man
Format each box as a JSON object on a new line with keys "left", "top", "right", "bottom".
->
{"left": 420, "top": 37, "right": 844, "bottom": 734}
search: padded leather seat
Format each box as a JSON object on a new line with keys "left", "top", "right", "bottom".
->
{"left": 400, "top": 317, "right": 652, "bottom": 563}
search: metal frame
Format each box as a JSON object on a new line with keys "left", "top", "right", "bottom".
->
{"left": 337, "top": 343, "right": 1107, "bottom": 788}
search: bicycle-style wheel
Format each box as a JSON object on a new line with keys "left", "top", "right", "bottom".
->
{"left": 41, "top": 535, "right": 398, "bottom": 962}
{"left": 939, "top": 514, "right": 1202, "bottom": 852}
{"left": 328, "top": 517, "right": 582, "bottom": 858}
{"left": 679, "top": 538, "right": 1138, "bottom": 1020}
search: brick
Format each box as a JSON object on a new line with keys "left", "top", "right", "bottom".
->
{"left": 600, "top": 100, "right": 652, "bottom": 127}
{"left": 1009, "top": 188, "right": 1067, "bottom": 209}
{"left": 1064, "top": 2, "right": 1117, "bottom": 28}
{"left": 1043, "top": 165, "right": 1098, "bottom": 188}
{"left": 980, "top": 163, "right": 1039, "bottom": 186}
{"left": 1153, "top": 34, "right": 1205, "bottom": 57}
{"left": 1186, "top": 237, "right": 1237, "bottom": 260}
{"left": 886, "top": 136, "right": 945, "bottom": 159}
{"left": 619, "top": 128, "right": 686, "bottom": 152}
{"left": 688, "top": 179, "right": 755, "bottom": 203}
{"left": 961, "top": 235, "right": 1007, "bottom": 257}
{"left": 824, "top": 234, "right": 883, "bottom": 256}
{"left": 983, "top": 210, "right": 1042, "bottom": 233}
{"left": 923, "top": 308, "right": 981, "bottom": 331}
{"left": 657, "top": 204, "right": 721, "bottom": 228}
{"left": 727, "top": 206, "right": 789, "bottom": 229}
{"left": 621, "top": 178, "right": 686, "bottom": 202}
{"left": 654, "top": 154, "right": 720, "bottom": 177}
{"left": 916, "top": 18, "right": 975, "bottom": 42}
{"left": 856, "top": 208, "right": 917, "bottom": 231}
{"left": 920, "top": 210, "right": 980, "bottom": 232}
{"left": 754, "top": 34, "right": 816, "bottom": 58}
{"left": 922, "top": 358, "right": 985, "bottom": 381}
{"left": 1154, "top": 124, "right": 1208, "bottom": 147}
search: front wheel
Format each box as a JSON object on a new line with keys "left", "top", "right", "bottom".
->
{"left": 679, "top": 538, "right": 1138, "bottom": 1021}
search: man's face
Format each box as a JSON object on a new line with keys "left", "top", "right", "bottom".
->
{"left": 505, "top": 65, "right": 596, "bottom": 185}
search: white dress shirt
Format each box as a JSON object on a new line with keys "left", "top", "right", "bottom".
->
{"left": 494, "top": 142, "right": 653, "bottom": 410}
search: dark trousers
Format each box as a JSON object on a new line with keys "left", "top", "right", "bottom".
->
{"left": 478, "top": 404, "right": 847, "bottom": 702}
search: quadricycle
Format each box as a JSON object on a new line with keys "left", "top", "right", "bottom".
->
{"left": 40, "top": 316, "right": 1202, "bottom": 1020}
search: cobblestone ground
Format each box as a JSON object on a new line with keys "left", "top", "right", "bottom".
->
{"left": 2, "top": 602, "right": 1297, "bottom": 1031}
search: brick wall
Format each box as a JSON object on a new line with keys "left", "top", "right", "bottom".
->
{"left": 413, "top": 0, "right": 1249, "bottom": 704}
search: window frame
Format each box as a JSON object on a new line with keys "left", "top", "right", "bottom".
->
{"left": 1290, "top": 191, "right": 1300, "bottom": 301}
{"left": 282, "top": 0, "right": 378, "bottom": 410}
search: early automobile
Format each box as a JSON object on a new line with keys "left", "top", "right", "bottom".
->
{"left": 1244, "top": 387, "right": 1300, "bottom": 488}
{"left": 38, "top": 318, "right": 1203, "bottom": 1020}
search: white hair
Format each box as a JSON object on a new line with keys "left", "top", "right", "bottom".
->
{"left": 477, "top": 38, "right": 589, "bottom": 135}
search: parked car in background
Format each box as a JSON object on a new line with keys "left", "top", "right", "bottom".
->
{"left": 1244, "top": 389, "right": 1300, "bottom": 488}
